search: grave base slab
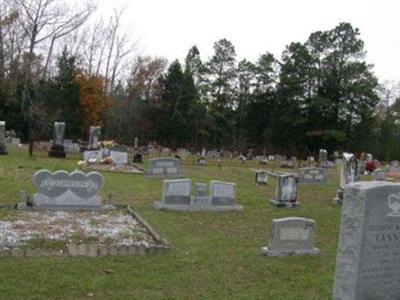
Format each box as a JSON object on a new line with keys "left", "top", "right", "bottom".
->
{"left": 269, "top": 199, "right": 300, "bottom": 208}
{"left": 261, "top": 246, "right": 320, "bottom": 256}
{"left": 153, "top": 201, "right": 243, "bottom": 212}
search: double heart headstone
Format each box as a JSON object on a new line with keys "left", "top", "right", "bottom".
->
{"left": 32, "top": 169, "right": 104, "bottom": 209}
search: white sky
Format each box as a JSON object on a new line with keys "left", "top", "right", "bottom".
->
{"left": 96, "top": 0, "right": 400, "bottom": 83}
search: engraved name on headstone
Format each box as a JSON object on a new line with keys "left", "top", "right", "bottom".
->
{"left": 332, "top": 181, "right": 400, "bottom": 300}
{"left": 32, "top": 169, "right": 104, "bottom": 209}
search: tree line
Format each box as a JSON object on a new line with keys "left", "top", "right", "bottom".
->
{"left": 0, "top": 0, "right": 399, "bottom": 159}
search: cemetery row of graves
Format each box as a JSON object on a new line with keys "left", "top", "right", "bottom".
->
{"left": 0, "top": 121, "right": 400, "bottom": 299}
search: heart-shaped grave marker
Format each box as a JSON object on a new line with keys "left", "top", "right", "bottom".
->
{"left": 33, "top": 170, "right": 104, "bottom": 199}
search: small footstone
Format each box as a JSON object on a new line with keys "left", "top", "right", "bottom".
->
{"left": 68, "top": 244, "right": 79, "bottom": 256}
{"left": 98, "top": 244, "right": 108, "bottom": 256}
{"left": 108, "top": 245, "right": 118, "bottom": 256}
{"left": 87, "top": 244, "right": 98, "bottom": 257}
{"left": 118, "top": 245, "right": 129, "bottom": 256}
{"left": 11, "top": 248, "right": 24, "bottom": 257}
{"left": 78, "top": 244, "right": 88, "bottom": 256}
{"left": 128, "top": 245, "right": 137, "bottom": 255}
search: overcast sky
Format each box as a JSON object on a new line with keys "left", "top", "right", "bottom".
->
{"left": 96, "top": 0, "right": 399, "bottom": 83}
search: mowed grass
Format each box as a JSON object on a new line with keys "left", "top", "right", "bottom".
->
{"left": 0, "top": 148, "right": 342, "bottom": 299}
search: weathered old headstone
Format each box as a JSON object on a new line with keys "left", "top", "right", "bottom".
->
{"left": 270, "top": 174, "right": 299, "bottom": 208}
{"left": 48, "top": 122, "right": 66, "bottom": 158}
{"left": 148, "top": 157, "right": 181, "bottom": 177}
{"left": 0, "top": 121, "right": 7, "bottom": 155}
{"left": 318, "top": 149, "right": 328, "bottom": 167}
{"left": 332, "top": 181, "right": 400, "bottom": 300}
{"left": 333, "top": 152, "right": 358, "bottom": 205}
{"left": 84, "top": 150, "right": 102, "bottom": 162}
{"left": 32, "top": 169, "right": 104, "bottom": 209}
{"left": 88, "top": 126, "right": 101, "bottom": 150}
{"left": 298, "top": 168, "right": 326, "bottom": 185}
{"left": 255, "top": 171, "right": 268, "bottom": 185}
{"left": 262, "top": 217, "right": 319, "bottom": 256}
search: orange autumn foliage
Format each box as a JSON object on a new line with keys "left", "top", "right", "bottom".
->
{"left": 76, "top": 71, "right": 111, "bottom": 129}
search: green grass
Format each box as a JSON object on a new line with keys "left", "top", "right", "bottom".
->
{"left": 0, "top": 148, "right": 342, "bottom": 299}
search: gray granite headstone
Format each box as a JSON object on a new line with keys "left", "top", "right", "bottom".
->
{"left": 88, "top": 126, "right": 101, "bottom": 150}
{"left": 298, "top": 168, "right": 326, "bottom": 185}
{"left": 52, "top": 122, "right": 65, "bottom": 147}
{"left": 153, "top": 179, "right": 243, "bottom": 212}
{"left": 332, "top": 181, "right": 400, "bottom": 300}
{"left": 148, "top": 157, "right": 181, "bottom": 177}
{"left": 32, "top": 169, "right": 104, "bottom": 209}
{"left": 48, "top": 122, "right": 66, "bottom": 158}
{"left": 262, "top": 217, "right": 319, "bottom": 256}
{"left": 255, "top": 171, "right": 268, "bottom": 185}
{"left": 0, "top": 121, "right": 7, "bottom": 154}
{"left": 161, "top": 179, "right": 191, "bottom": 205}
{"left": 270, "top": 174, "right": 299, "bottom": 208}
{"left": 110, "top": 150, "right": 128, "bottom": 165}
{"left": 210, "top": 180, "right": 236, "bottom": 206}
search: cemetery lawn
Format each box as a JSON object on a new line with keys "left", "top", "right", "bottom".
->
{"left": 0, "top": 148, "right": 341, "bottom": 299}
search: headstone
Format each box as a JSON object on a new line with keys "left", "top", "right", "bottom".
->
{"left": 88, "top": 126, "right": 101, "bottom": 150}
{"left": 84, "top": 150, "right": 103, "bottom": 162}
{"left": 332, "top": 181, "right": 400, "bottom": 300}
{"left": 110, "top": 150, "right": 128, "bottom": 165}
{"left": 210, "top": 180, "right": 236, "bottom": 206}
{"left": 262, "top": 217, "right": 319, "bottom": 256}
{"left": 334, "top": 152, "right": 357, "bottom": 205}
{"left": 356, "top": 159, "right": 365, "bottom": 179}
{"left": 148, "top": 157, "right": 181, "bottom": 177}
{"left": 255, "top": 171, "right": 268, "bottom": 185}
{"left": 32, "top": 169, "right": 104, "bottom": 209}
{"left": 133, "top": 153, "right": 143, "bottom": 163}
{"left": 372, "top": 169, "right": 386, "bottom": 181}
{"left": 48, "top": 122, "right": 66, "bottom": 158}
{"left": 298, "top": 168, "right": 326, "bottom": 185}
{"left": 195, "top": 183, "right": 207, "bottom": 196}
{"left": 197, "top": 157, "right": 207, "bottom": 166}
{"left": 319, "top": 149, "right": 328, "bottom": 167}
{"left": 134, "top": 137, "right": 139, "bottom": 149}
{"left": 153, "top": 179, "right": 243, "bottom": 211}
{"left": 0, "top": 121, "right": 7, "bottom": 154}
{"left": 366, "top": 153, "right": 373, "bottom": 161}
{"left": 307, "top": 156, "right": 315, "bottom": 167}
{"left": 161, "top": 179, "right": 191, "bottom": 205}
{"left": 270, "top": 174, "right": 299, "bottom": 208}
{"left": 10, "top": 137, "right": 20, "bottom": 145}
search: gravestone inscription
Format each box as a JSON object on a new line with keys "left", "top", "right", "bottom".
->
{"left": 32, "top": 169, "right": 104, "bottom": 209}
{"left": 262, "top": 217, "right": 319, "bottom": 256}
{"left": 332, "top": 181, "right": 400, "bottom": 300}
